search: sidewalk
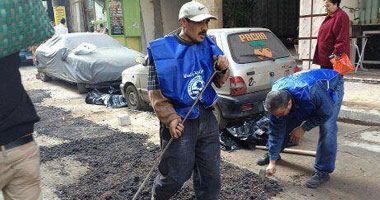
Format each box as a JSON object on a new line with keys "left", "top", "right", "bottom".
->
{"left": 345, "top": 68, "right": 380, "bottom": 84}
{"left": 340, "top": 70, "right": 380, "bottom": 125}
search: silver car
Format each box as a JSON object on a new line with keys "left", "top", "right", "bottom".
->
{"left": 36, "top": 33, "right": 143, "bottom": 93}
{"left": 121, "top": 28, "right": 299, "bottom": 128}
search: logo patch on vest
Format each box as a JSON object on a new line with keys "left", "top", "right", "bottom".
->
{"left": 187, "top": 75, "right": 205, "bottom": 100}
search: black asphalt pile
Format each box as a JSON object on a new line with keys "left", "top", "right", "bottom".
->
{"left": 27, "top": 89, "right": 52, "bottom": 104}
{"left": 30, "top": 90, "right": 282, "bottom": 200}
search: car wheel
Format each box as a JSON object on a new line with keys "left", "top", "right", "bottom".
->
{"left": 125, "top": 85, "right": 143, "bottom": 110}
{"left": 77, "top": 83, "right": 88, "bottom": 94}
{"left": 213, "top": 104, "right": 227, "bottom": 130}
{"left": 39, "top": 72, "right": 51, "bottom": 82}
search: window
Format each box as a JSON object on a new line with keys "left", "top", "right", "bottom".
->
{"left": 227, "top": 31, "right": 290, "bottom": 64}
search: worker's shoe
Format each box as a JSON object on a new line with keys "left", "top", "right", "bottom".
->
{"left": 256, "top": 153, "right": 281, "bottom": 166}
{"left": 306, "top": 171, "right": 330, "bottom": 188}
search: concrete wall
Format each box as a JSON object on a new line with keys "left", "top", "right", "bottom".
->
{"left": 160, "top": 0, "right": 189, "bottom": 35}
{"left": 298, "top": 0, "right": 360, "bottom": 70}
{"left": 159, "top": 0, "right": 223, "bottom": 33}
{"left": 342, "top": 0, "right": 360, "bottom": 24}
{"left": 69, "top": 0, "right": 86, "bottom": 32}
{"left": 139, "top": 0, "right": 223, "bottom": 52}
{"left": 139, "top": 0, "right": 187, "bottom": 52}
{"left": 195, "top": 0, "right": 223, "bottom": 29}
{"left": 140, "top": 0, "right": 155, "bottom": 52}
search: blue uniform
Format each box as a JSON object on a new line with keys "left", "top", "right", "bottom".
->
{"left": 268, "top": 69, "right": 344, "bottom": 174}
{"left": 148, "top": 35, "right": 222, "bottom": 119}
{"left": 147, "top": 35, "right": 223, "bottom": 200}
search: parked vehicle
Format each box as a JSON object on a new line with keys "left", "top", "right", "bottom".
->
{"left": 121, "top": 28, "right": 300, "bottom": 128}
{"left": 36, "top": 33, "right": 144, "bottom": 93}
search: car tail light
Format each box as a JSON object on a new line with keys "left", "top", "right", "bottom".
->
{"left": 229, "top": 76, "right": 247, "bottom": 96}
{"left": 240, "top": 104, "right": 252, "bottom": 112}
{"left": 294, "top": 65, "right": 301, "bottom": 73}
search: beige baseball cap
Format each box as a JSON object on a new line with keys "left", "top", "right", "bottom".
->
{"left": 178, "top": 1, "right": 217, "bottom": 22}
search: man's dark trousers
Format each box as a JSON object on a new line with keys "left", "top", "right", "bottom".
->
{"left": 152, "top": 105, "right": 221, "bottom": 200}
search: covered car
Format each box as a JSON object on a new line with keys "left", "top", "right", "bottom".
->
{"left": 36, "top": 33, "right": 144, "bottom": 93}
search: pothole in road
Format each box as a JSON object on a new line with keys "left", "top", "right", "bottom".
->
{"left": 30, "top": 89, "right": 283, "bottom": 199}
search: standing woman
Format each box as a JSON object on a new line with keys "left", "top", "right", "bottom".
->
{"left": 313, "top": 0, "right": 350, "bottom": 69}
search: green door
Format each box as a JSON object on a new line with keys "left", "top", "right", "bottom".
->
{"left": 105, "top": 0, "right": 142, "bottom": 51}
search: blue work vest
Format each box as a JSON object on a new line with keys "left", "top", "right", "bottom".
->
{"left": 147, "top": 35, "right": 223, "bottom": 119}
{"left": 272, "top": 69, "right": 341, "bottom": 121}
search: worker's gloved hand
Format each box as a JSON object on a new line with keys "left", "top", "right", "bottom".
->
{"left": 169, "top": 118, "right": 184, "bottom": 139}
{"left": 266, "top": 161, "right": 276, "bottom": 176}
{"left": 290, "top": 126, "right": 305, "bottom": 144}
{"left": 213, "top": 55, "right": 229, "bottom": 72}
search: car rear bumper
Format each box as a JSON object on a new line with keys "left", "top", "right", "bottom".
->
{"left": 217, "top": 89, "right": 270, "bottom": 119}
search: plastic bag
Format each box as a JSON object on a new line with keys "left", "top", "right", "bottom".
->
{"left": 103, "top": 95, "right": 127, "bottom": 108}
{"left": 85, "top": 89, "right": 105, "bottom": 105}
{"left": 220, "top": 116, "right": 270, "bottom": 151}
{"left": 220, "top": 115, "right": 298, "bottom": 152}
{"left": 330, "top": 54, "right": 354, "bottom": 75}
{"left": 73, "top": 43, "right": 97, "bottom": 55}
{"left": 85, "top": 89, "right": 127, "bottom": 108}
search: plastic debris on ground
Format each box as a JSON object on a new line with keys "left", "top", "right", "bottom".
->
{"left": 220, "top": 115, "right": 298, "bottom": 152}
{"left": 85, "top": 87, "right": 127, "bottom": 108}
{"left": 220, "top": 115, "right": 270, "bottom": 152}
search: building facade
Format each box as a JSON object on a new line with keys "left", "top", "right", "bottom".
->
{"left": 299, "top": 0, "right": 380, "bottom": 70}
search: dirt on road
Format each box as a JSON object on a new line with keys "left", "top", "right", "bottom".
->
{"left": 22, "top": 67, "right": 282, "bottom": 199}
{"left": 12, "top": 66, "right": 380, "bottom": 200}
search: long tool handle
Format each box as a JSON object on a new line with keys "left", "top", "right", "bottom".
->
{"left": 133, "top": 63, "right": 219, "bottom": 200}
{"left": 255, "top": 145, "right": 316, "bottom": 157}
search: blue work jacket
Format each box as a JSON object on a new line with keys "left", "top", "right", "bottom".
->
{"left": 267, "top": 69, "right": 343, "bottom": 160}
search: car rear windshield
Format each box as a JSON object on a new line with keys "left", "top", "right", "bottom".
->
{"left": 227, "top": 31, "right": 290, "bottom": 64}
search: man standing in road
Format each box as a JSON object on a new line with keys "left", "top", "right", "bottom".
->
{"left": 54, "top": 18, "right": 69, "bottom": 35}
{"left": 256, "top": 69, "right": 344, "bottom": 188}
{"left": 147, "top": 1, "right": 229, "bottom": 199}
{"left": 0, "top": 1, "right": 54, "bottom": 200}
{"left": 313, "top": 0, "right": 350, "bottom": 69}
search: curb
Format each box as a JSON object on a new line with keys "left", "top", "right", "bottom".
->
{"left": 344, "top": 76, "right": 380, "bottom": 84}
{"left": 338, "top": 106, "right": 380, "bottom": 126}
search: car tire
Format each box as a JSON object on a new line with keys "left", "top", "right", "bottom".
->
{"left": 213, "top": 104, "right": 227, "bottom": 130}
{"left": 77, "top": 83, "right": 88, "bottom": 94}
{"left": 125, "top": 85, "right": 143, "bottom": 110}
{"left": 39, "top": 72, "right": 51, "bottom": 82}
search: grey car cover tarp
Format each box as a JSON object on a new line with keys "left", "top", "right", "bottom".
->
{"left": 36, "top": 33, "right": 144, "bottom": 85}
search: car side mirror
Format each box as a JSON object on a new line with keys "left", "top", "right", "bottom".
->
{"left": 136, "top": 56, "right": 148, "bottom": 66}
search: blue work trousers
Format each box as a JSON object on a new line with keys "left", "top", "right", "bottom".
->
{"left": 281, "top": 79, "right": 344, "bottom": 174}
